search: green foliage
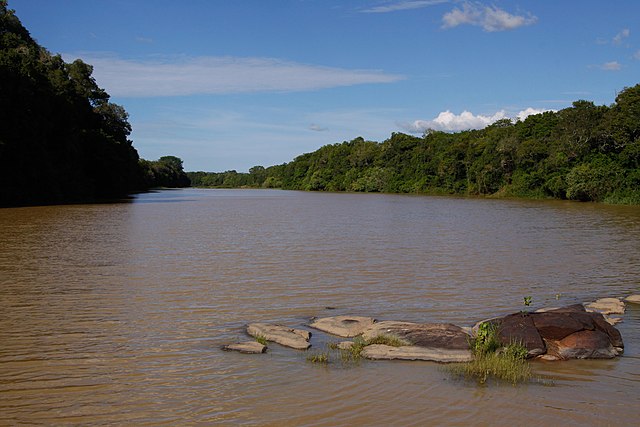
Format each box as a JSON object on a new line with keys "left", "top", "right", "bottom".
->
{"left": 140, "top": 156, "right": 190, "bottom": 188}
{"left": 449, "top": 322, "right": 531, "bottom": 385}
{"left": 254, "top": 335, "right": 268, "bottom": 346}
{"left": 335, "top": 334, "right": 409, "bottom": 364}
{"left": 502, "top": 341, "right": 529, "bottom": 361}
{"left": 523, "top": 296, "right": 532, "bottom": 307}
{"left": 565, "top": 157, "right": 623, "bottom": 201}
{"left": 0, "top": 3, "right": 186, "bottom": 206}
{"left": 306, "top": 351, "right": 329, "bottom": 364}
{"left": 449, "top": 348, "right": 531, "bottom": 385}
{"left": 472, "top": 322, "right": 501, "bottom": 356}
{"left": 185, "top": 85, "right": 640, "bottom": 205}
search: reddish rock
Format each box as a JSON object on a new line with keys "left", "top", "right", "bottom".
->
{"left": 551, "top": 330, "right": 619, "bottom": 359}
{"left": 589, "top": 312, "right": 624, "bottom": 349}
{"left": 494, "top": 313, "right": 545, "bottom": 357}
{"left": 530, "top": 311, "right": 595, "bottom": 340}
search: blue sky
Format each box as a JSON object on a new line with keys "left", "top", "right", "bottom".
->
{"left": 11, "top": 0, "right": 640, "bottom": 172}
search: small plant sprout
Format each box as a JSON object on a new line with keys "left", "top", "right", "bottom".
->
{"left": 254, "top": 335, "right": 268, "bottom": 346}
{"left": 523, "top": 296, "right": 532, "bottom": 307}
{"left": 306, "top": 351, "right": 329, "bottom": 364}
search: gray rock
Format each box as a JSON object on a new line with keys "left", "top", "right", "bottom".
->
{"left": 223, "top": 341, "right": 267, "bottom": 354}
{"left": 309, "top": 316, "right": 376, "bottom": 337}
{"left": 361, "top": 344, "right": 472, "bottom": 363}
{"left": 584, "top": 298, "right": 625, "bottom": 315}
{"left": 247, "top": 323, "right": 311, "bottom": 350}
{"left": 361, "top": 321, "right": 471, "bottom": 350}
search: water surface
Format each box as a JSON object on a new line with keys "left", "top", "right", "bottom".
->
{"left": 1, "top": 189, "right": 639, "bottom": 425}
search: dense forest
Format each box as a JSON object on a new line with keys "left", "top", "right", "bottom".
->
{"left": 189, "top": 84, "right": 640, "bottom": 204}
{"left": 0, "top": 1, "right": 188, "bottom": 207}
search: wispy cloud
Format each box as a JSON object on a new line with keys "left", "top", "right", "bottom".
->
{"left": 361, "top": 0, "right": 449, "bottom": 13}
{"left": 309, "top": 123, "right": 329, "bottom": 132}
{"left": 634, "top": 50, "right": 640, "bottom": 60}
{"left": 70, "top": 54, "right": 404, "bottom": 97}
{"left": 600, "top": 61, "right": 622, "bottom": 71}
{"left": 442, "top": 2, "right": 537, "bottom": 32}
{"left": 402, "top": 108, "right": 551, "bottom": 133}
{"left": 613, "top": 28, "right": 630, "bottom": 45}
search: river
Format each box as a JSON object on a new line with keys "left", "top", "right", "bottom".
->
{"left": 1, "top": 189, "right": 639, "bottom": 425}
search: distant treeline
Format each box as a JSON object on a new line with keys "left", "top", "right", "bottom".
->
{"left": 189, "top": 84, "right": 640, "bottom": 204}
{"left": 0, "top": 1, "right": 189, "bottom": 207}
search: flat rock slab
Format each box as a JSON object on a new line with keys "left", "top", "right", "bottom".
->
{"left": 626, "top": 294, "right": 640, "bottom": 304}
{"left": 584, "top": 298, "right": 625, "bottom": 315}
{"left": 309, "top": 316, "right": 376, "bottom": 338}
{"left": 361, "top": 321, "right": 470, "bottom": 350}
{"left": 223, "top": 341, "right": 267, "bottom": 354}
{"left": 247, "top": 323, "right": 311, "bottom": 350}
{"left": 361, "top": 344, "right": 472, "bottom": 363}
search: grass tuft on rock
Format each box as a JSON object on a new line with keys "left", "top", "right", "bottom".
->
{"left": 449, "top": 322, "right": 532, "bottom": 385}
{"left": 338, "top": 334, "right": 410, "bottom": 363}
{"left": 254, "top": 335, "right": 268, "bottom": 346}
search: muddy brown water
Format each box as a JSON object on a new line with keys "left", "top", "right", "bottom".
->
{"left": 1, "top": 189, "right": 639, "bottom": 425}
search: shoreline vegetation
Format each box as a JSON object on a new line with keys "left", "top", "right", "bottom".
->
{"left": 188, "top": 85, "right": 640, "bottom": 205}
{"left": 0, "top": 2, "right": 189, "bottom": 208}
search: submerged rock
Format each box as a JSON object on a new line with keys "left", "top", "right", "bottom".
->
{"left": 625, "top": 294, "right": 640, "bottom": 304}
{"left": 223, "top": 341, "right": 267, "bottom": 354}
{"left": 584, "top": 298, "right": 625, "bottom": 315}
{"left": 361, "top": 344, "right": 472, "bottom": 363}
{"left": 309, "top": 315, "right": 376, "bottom": 337}
{"left": 246, "top": 323, "right": 311, "bottom": 350}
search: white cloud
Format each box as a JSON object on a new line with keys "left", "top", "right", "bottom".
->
{"left": 601, "top": 61, "right": 622, "bottom": 71}
{"left": 516, "top": 107, "right": 550, "bottom": 121}
{"left": 403, "top": 108, "right": 552, "bottom": 133}
{"left": 405, "top": 110, "right": 507, "bottom": 132}
{"left": 69, "top": 54, "right": 403, "bottom": 97}
{"left": 613, "top": 28, "right": 630, "bottom": 45}
{"left": 633, "top": 50, "right": 640, "bottom": 60}
{"left": 362, "top": 0, "right": 449, "bottom": 13}
{"left": 442, "top": 2, "right": 537, "bottom": 32}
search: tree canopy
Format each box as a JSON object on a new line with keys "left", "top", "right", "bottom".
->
{"left": 0, "top": 1, "right": 188, "bottom": 206}
{"left": 189, "top": 84, "right": 640, "bottom": 204}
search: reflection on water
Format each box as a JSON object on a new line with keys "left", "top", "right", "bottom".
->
{"left": 1, "top": 189, "right": 639, "bottom": 425}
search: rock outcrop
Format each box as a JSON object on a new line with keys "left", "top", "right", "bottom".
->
{"left": 246, "top": 323, "right": 311, "bottom": 350}
{"left": 222, "top": 341, "right": 267, "bottom": 354}
{"left": 227, "top": 296, "right": 631, "bottom": 362}
{"left": 309, "top": 315, "right": 376, "bottom": 337}
{"left": 485, "top": 304, "right": 624, "bottom": 360}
